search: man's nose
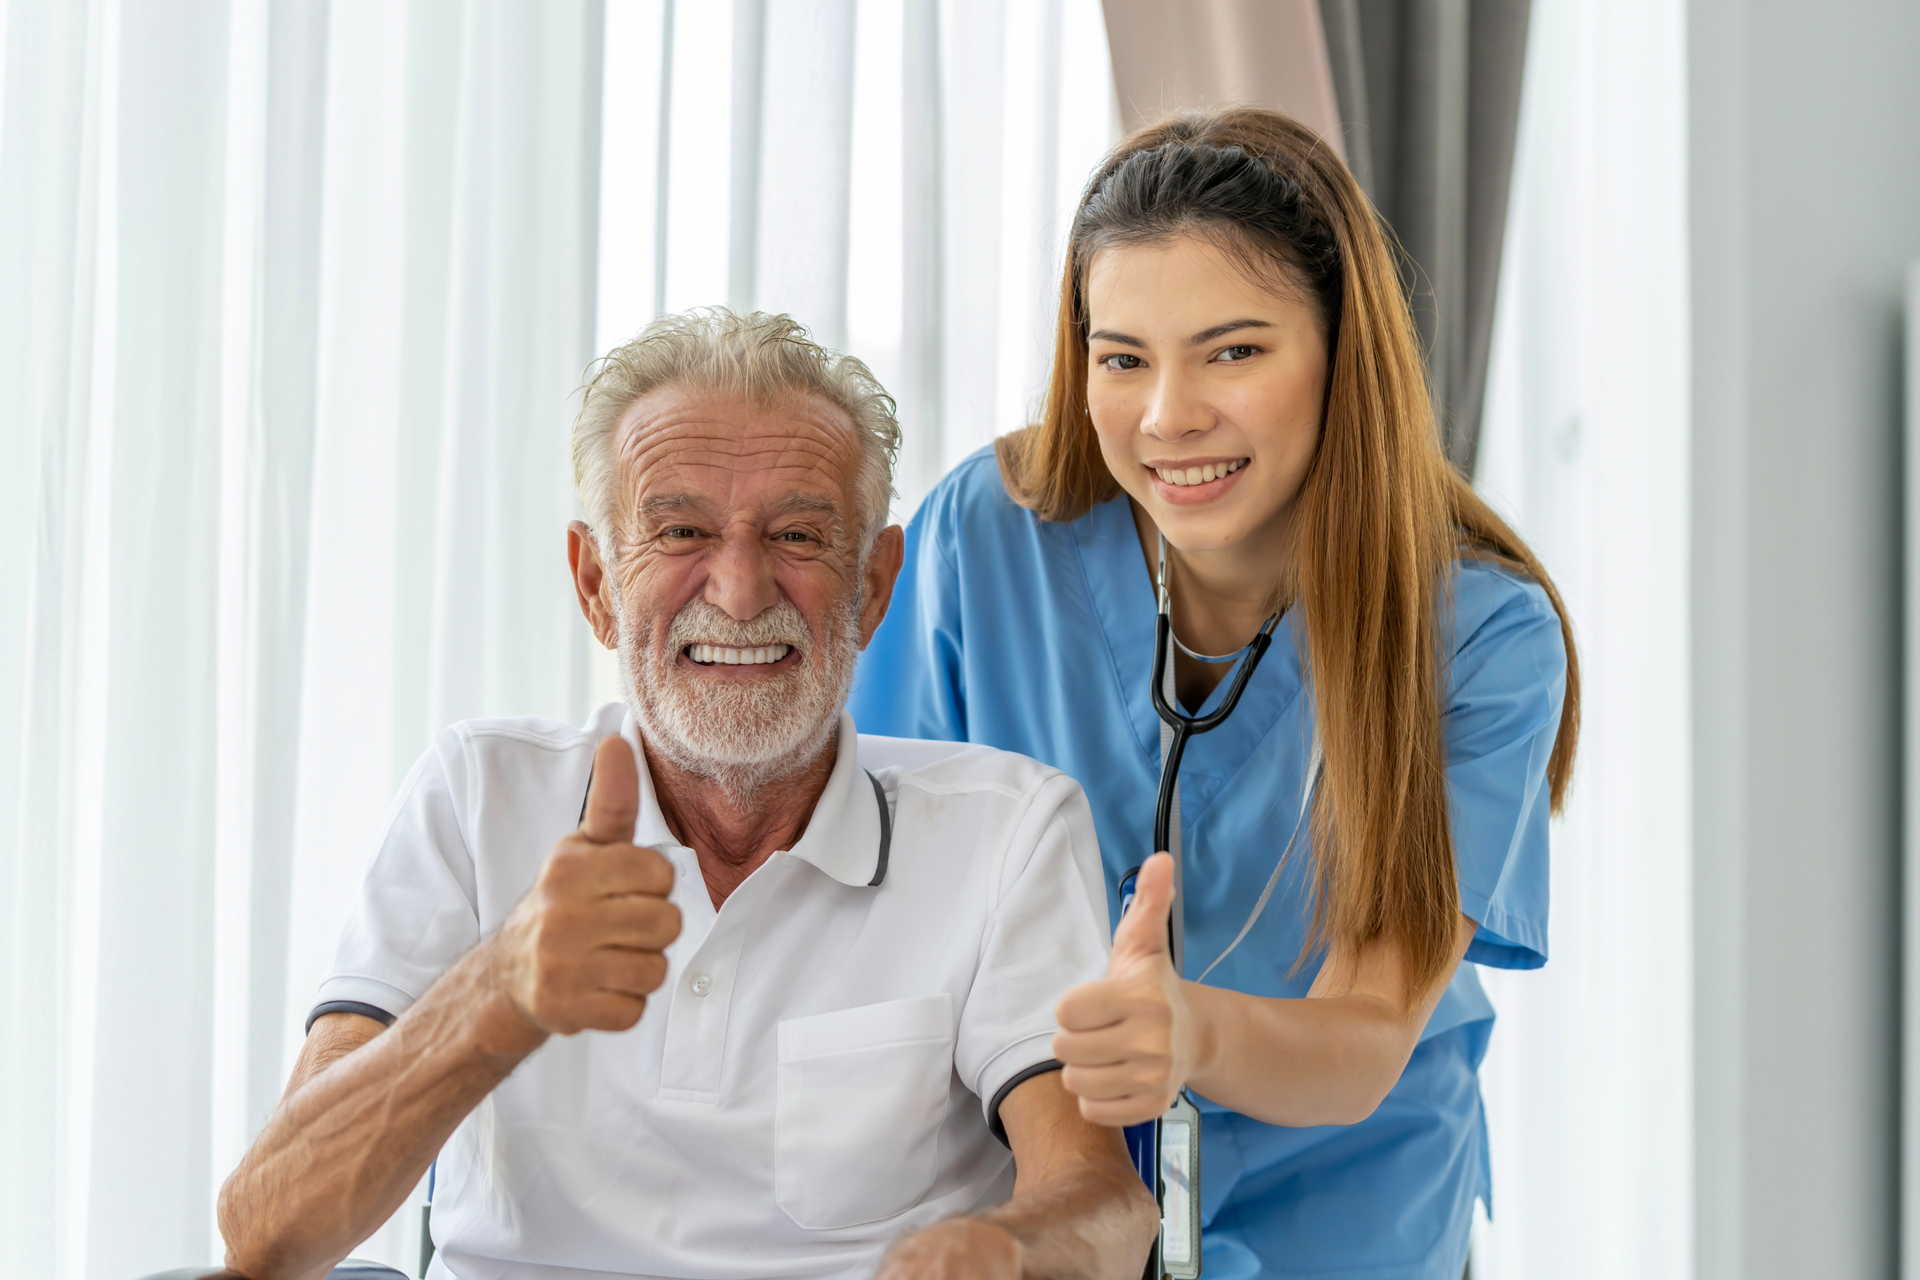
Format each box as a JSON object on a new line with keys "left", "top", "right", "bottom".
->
{"left": 1141, "top": 367, "right": 1214, "bottom": 441}
{"left": 703, "top": 532, "right": 781, "bottom": 621}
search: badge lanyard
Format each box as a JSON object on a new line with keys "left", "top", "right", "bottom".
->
{"left": 1123, "top": 535, "right": 1321, "bottom": 1279}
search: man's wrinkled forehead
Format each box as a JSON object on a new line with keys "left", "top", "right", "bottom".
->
{"left": 611, "top": 385, "right": 860, "bottom": 522}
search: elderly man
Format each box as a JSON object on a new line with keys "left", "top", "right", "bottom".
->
{"left": 218, "top": 310, "right": 1157, "bottom": 1280}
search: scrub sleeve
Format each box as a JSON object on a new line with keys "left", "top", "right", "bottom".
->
{"left": 851, "top": 449, "right": 1566, "bottom": 1280}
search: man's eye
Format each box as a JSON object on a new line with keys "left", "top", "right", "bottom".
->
{"left": 1097, "top": 353, "right": 1143, "bottom": 371}
{"left": 664, "top": 527, "right": 702, "bottom": 540}
{"left": 1217, "top": 345, "right": 1259, "bottom": 363}
{"left": 775, "top": 530, "right": 813, "bottom": 543}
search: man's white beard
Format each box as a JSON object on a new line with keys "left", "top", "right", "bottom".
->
{"left": 615, "top": 591, "right": 860, "bottom": 798}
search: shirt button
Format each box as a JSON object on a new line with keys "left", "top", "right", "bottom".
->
{"left": 689, "top": 973, "right": 712, "bottom": 997}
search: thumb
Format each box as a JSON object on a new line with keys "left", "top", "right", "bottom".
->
{"left": 1109, "top": 852, "right": 1175, "bottom": 975}
{"left": 579, "top": 735, "right": 639, "bottom": 845}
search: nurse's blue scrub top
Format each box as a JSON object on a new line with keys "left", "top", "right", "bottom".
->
{"left": 849, "top": 451, "right": 1566, "bottom": 1280}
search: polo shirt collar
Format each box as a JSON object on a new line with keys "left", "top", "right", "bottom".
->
{"left": 620, "top": 710, "right": 888, "bottom": 887}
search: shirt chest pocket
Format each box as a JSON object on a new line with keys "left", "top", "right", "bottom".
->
{"left": 774, "top": 993, "right": 955, "bottom": 1230}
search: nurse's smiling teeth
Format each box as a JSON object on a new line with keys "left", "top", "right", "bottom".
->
{"left": 687, "top": 643, "right": 793, "bottom": 666}
{"left": 1154, "top": 458, "right": 1248, "bottom": 486}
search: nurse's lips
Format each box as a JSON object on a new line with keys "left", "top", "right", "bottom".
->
{"left": 1146, "top": 457, "right": 1249, "bottom": 504}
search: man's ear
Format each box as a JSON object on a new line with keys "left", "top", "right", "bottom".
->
{"left": 856, "top": 524, "right": 906, "bottom": 649}
{"left": 568, "top": 521, "right": 619, "bottom": 650}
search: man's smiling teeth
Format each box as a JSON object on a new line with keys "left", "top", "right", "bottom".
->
{"left": 1155, "top": 459, "right": 1248, "bottom": 486}
{"left": 688, "top": 644, "right": 793, "bottom": 666}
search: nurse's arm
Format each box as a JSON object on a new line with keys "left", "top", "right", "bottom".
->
{"left": 875, "top": 1071, "right": 1159, "bottom": 1280}
{"left": 1055, "top": 855, "right": 1479, "bottom": 1130}
{"left": 1182, "top": 909, "right": 1480, "bottom": 1127}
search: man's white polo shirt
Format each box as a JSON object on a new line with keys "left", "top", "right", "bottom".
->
{"left": 313, "top": 702, "right": 1112, "bottom": 1280}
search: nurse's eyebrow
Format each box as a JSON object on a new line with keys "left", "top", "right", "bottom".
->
{"left": 1187, "top": 318, "right": 1273, "bottom": 345}
{"left": 1086, "top": 319, "right": 1275, "bottom": 348}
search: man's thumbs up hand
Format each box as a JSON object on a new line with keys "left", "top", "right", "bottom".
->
{"left": 493, "top": 735, "right": 681, "bottom": 1037}
{"left": 1052, "top": 853, "right": 1199, "bottom": 1127}
{"left": 578, "top": 732, "right": 641, "bottom": 846}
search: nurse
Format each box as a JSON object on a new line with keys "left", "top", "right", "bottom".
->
{"left": 849, "top": 106, "right": 1577, "bottom": 1280}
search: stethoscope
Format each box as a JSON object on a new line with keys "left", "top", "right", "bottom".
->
{"left": 1149, "top": 533, "right": 1280, "bottom": 860}
{"left": 1122, "top": 532, "right": 1320, "bottom": 1280}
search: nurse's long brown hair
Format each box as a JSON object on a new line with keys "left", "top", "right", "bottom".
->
{"left": 998, "top": 107, "right": 1579, "bottom": 1001}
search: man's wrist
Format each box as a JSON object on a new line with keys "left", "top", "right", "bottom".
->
{"left": 982, "top": 1218, "right": 1027, "bottom": 1275}
{"left": 965, "top": 1213, "right": 1025, "bottom": 1250}
{"left": 460, "top": 936, "right": 551, "bottom": 1061}
{"left": 945, "top": 1216, "right": 1026, "bottom": 1274}
{"left": 878, "top": 1214, "right": 1023, "bottom": 1279}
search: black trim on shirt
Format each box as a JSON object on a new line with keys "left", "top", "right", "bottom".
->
{"left": 306, "top": 1000, "right": 396, "bottom": 1034}
{"left": 865, "top": 769, "right": 892, "bottom": 886}
{"left": 987, "top": 1058, "right": 1065, "bottom": 1147}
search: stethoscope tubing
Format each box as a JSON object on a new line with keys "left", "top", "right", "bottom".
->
{"left": 1150, "top": 610, "right": 1276, "bottom": 857}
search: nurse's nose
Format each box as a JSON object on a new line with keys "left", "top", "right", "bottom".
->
{"left": 703, "top": 529, "right": 781, "bottom": 622}
{"left": 1139, "top": 365, "right": 1214, "bottom": 441}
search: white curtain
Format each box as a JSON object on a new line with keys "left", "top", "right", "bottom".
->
{"left": 1, "top": 1, "right": 604, "bottom": 1275}
{"left": 0, "top": 2, "right": 1115, "bottom": 1276}
{"left": 1469, "top": 0, "right": 1693, "bottom": 1275}
{"left": 596, "top": 0, "right": 1118, "bottom": 524}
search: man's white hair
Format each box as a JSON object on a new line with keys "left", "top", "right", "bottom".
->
{"left": 572, "top": 308, "right": 901, "bottom": 553}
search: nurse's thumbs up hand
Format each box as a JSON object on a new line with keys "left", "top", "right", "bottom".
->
{"left": 1052, "top": 853, "right": 1199, "bottom": 1127}
{"left": 492, "top": 735, "right": 681, "bottom": 1037}
{"left": 1108, "top": 851, "right": 1177, "bottom": 975}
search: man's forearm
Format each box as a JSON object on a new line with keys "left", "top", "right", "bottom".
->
{"left": 218, "top": 939, "right": 547, "bottom": 1280}
{"left": 981, "top": 1151, "right": 1159, "bottom": 1280}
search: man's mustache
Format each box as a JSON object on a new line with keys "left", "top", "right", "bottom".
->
{"left": 662, "top": 599, "right": 811, "bottom": 657}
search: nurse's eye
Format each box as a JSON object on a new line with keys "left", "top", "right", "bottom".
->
{"left": 1097, "top": 353, "right": 1144, "bottom": 372}
{"left": 1215, "top": 345, "right": 1260, "bottom": 363}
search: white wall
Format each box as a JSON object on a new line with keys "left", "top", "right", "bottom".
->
{"left": 1689, "top": 0, "right": 1920, "bottom": 1276}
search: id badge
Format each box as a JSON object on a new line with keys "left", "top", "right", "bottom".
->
{"left": 1158, "top": 1094, "right": 1202, "bottom": 1278}
{"left": 1118, "top": 868, "right": 1203, "bottom": 1278}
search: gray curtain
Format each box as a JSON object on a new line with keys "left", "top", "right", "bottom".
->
{"left": 1319, "top": 0, "right": 1531, "bottom": 474}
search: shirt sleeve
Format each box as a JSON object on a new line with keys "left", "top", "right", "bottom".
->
{"left": 954, "top": 772, "right": 1112, "bottom": 1115}
{"left": 311, "top": 728, "right": 483, "bottom": 1021}
{"left": 849, "top": 479, "right": 968, "bottom": 741}
{"left": 1446, "top": 566, "right": 1568, "bottom": 970}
